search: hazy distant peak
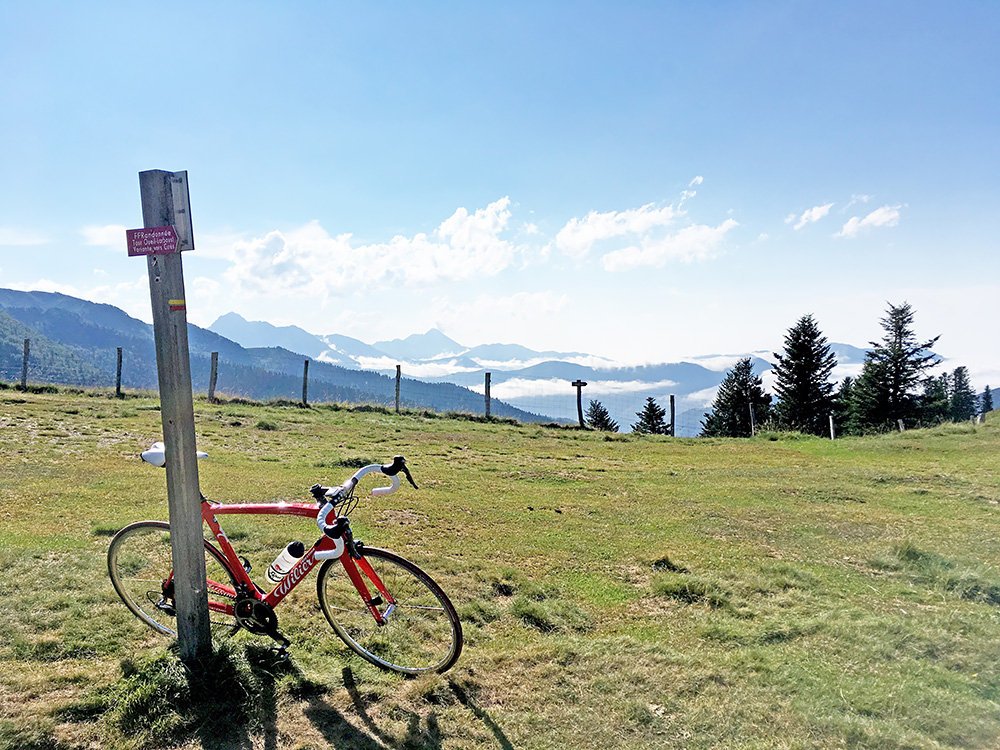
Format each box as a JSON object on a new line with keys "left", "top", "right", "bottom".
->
{"left": 374, "top": 328, "right": 466, "bottom": 361}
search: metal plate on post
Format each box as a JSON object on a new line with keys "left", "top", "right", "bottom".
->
{"left": 168, "top": 171, "right": 194, "bottom": 252}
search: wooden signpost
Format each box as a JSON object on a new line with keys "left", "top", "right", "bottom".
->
{"left": 129, "top": 169, "right": 211, "bottom": 665}
{"left": 572, "top": 379, "right": 588, "bottom": 428}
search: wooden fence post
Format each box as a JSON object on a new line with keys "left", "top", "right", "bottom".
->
{"left": 20, "top": 339, "right": 29, "bottom": 390}
{"left": 134, "top": 168, "right": 211, "bottom": 666}
{"left": 485, "top": 372, "right": 491, "bottom": 418}
{"left": 669, "top": 394, "right": 675, "bottom": 437}
{"left": 301, "top": 359, "right": 309, "bottom": 406}
{"left": 208, "top": 351, "right": 218, "bottom": 403}
{"left": 115, "top": 347, "right": 123, "bottom": 398}
{"left": 395, "top": 365, "right": 401, "bottom": 413}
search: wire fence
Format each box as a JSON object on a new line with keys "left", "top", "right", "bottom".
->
{"left": 2, "top": 341, "right": 712, "bottom": 435}
{"left": 443, "top": 369, "right": 709, "bottom": 436}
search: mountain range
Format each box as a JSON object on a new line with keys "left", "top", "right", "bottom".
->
{"left": 0, "top": 289, "right": 545, "bottom": 422}
{"left": 209, "top": 311, "right": 876, "bottom": 435}
{"left": 1, "top": 288, "right": 882, "bottom": 435}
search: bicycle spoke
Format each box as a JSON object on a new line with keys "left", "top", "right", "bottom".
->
{"left": 108, "top": 521, "right": 240, "bottom": 639}
{"left": 317, "top": 548, "right": 462, "bottom": 675}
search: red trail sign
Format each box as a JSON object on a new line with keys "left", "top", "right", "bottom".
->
{"left": 126, "top": 225, "right": 179, "bottom": 256}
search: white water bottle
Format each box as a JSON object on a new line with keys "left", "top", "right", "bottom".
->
{"left": 265, "top": 541, "right": 305, "bottom": 585}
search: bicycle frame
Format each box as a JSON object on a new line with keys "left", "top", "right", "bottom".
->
{"left": 195, "top": 497, "right": 394, "bottom": 626}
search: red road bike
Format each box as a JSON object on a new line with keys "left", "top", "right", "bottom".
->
{"left": 107, "top": 445, "right": 462, "bottom": 675}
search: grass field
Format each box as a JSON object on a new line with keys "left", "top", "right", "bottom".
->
{"left": 2, "top": 388, "right": 999, "bottom": 749}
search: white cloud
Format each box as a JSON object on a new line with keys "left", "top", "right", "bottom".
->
{"left": 599, "top": 218, "right": 738, "bottom": 271}
{"left": 81, "top": 224, "right": 128, "bottom": 248}
{"left": 353, "top": 356, "right": 480, "bottom": 378}
{"left": 793, "top": 203, "right": 834, "bottom": 230}
{"left": 583, "top": 378, "right": 679, "bottom": 395}
{"left": 685, "top": 354, "right": 747, "bottom": 372}
{"left": 478, "top": 377, "right": 680, "bottom": 400}
{"left": 554, "top": 203, "right": 679, "bottom": 259}
{"left": 689, "top": 176, "right": 704, "bottom": 187}
{"left": 195, "top": 231, "right": 247, "bottom": 260}
{"left": 0, "top": 227, "right": 49, "bottom": 246}
{"left": 465, "top": 353, "right": 619, "bottom": 372}
{"left": 837, "top": 204, "right": 902, "bottom": 238}
{"left": 684, "top": 385, "right": 720, "bottom": 407}
{"left": 489, "top": 377, "right": 581, "bottom": 399}
{"left": 224, "top": 197, "right": 518, "bottom": 297}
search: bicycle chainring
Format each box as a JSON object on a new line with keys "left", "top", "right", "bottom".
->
{"left": 234, "top": 597, "right": 277, "bottom": 634}
{"left": 233, "top": 587, "right": 289, "bottom": 647}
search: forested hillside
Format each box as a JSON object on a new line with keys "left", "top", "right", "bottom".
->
{"left": 0, "top": 289, "right": 544, "bottom": 421}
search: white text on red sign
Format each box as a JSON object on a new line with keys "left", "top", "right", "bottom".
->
{"left": 126, "top": 226, "right": 179, "bottom": 256}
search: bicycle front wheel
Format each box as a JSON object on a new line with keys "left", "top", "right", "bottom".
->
{"left": 317, "top": 548, "right": 462, "bottom": 675}
{"left": 107, "top": 521, "right": 239, "bottom": 638}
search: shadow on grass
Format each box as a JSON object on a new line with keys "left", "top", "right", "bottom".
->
{"left": 68, "top": 643, "right": 515, "bottom": 750}
{"left": 302, "top": 667, "right": 515, "bottom": 750}
{"left": 65, "top": 643, "right": 310, "bottom": 750}
{"left": 449, "top": 680, "right": 515, "bottom": 750}
{"left": 315, "top": 667, "right": 443, "bottom": 750}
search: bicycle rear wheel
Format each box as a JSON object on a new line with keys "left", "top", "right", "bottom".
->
{"left": 107, "top": 521, "right": 239, "bottom": 638}
{"left": 317, "top": 548, "right": 462, "bottom": 675}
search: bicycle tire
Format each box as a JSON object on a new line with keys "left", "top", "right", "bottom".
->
{"left": 316, "top": 547, "right": 462, "bottom": 675}
{"left": 107, "top": 521, "right": 240, "bottom": 638}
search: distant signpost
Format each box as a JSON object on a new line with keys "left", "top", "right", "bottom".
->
{"left": 572, "top": 379, "right": 588, "bottom": 428}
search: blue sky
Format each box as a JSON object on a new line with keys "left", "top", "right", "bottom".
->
{"left": 2, "top": 2, "right": 998, "bottom": 386}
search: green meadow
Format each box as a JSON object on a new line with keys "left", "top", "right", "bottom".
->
{"left": 2, "top": 387, "right": 999, "bottom": 749}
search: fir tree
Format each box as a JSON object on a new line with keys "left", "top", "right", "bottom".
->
{"left": 842, "top": 366, "right": 891, "bottom": 435}
{"left": 949, "top": 367, "right": 977, "bottom": 421}
{"left": 982, "top": 386, "right": 994, "bottom": 416}
{"left": 700, "top": 357, "right": 772, "bottom": 437}
{"left": 833, "top": 375, "right": 854, "bottom": 429}
{"left": 850, "top": 302, "right": 940, "bottom": 432}
{"left": 772, "top": 314, "right": 838, "bottom": 435}
{"left": 919, "top": 373, "right": 951, "bottom": 425}
{"left": 632, "top": 397, "right": 668, "bottom": 434}
{"left": 585, "top": 399, "right": 619, "bottom": 432}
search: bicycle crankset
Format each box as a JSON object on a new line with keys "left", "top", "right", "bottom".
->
{"left": 234, "top": 586, "right": 290, "bottom": 649}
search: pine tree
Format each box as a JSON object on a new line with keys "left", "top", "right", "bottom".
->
{"left": 632, "top": 397, "right": 667, "bottom": 434}
{"left": 700, "top": 357, "right": 772, "bottom": 437}
{"left": 834, "top": 375, "right": 854, "bottom": 429}
{"left": 772, "top": 314, "right": 838, "bottom": 435}
{"left": 949, "top": 367, "right": 977, "bottom": 421}
{"left": 919, "top": 373, "right": 950, "bottom": 425}
{"left": 982, "top": 386, "right": 994, "bottom": 416}
{"left": 850, "top": 302, "right": 940, "bottom": 432}
{"left": 585, "top": 399, "right": 619, "bottom": 432}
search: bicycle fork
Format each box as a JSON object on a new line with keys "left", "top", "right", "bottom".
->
{"left": 325, "top": 517, "right": 397, "bottom": 627}
{"left": 341, "top": 554, "right": 397, "bottom": 626}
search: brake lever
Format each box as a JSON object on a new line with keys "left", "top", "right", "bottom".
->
{"left": 401, "top": 465, "right": 418, "bottom": 489}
